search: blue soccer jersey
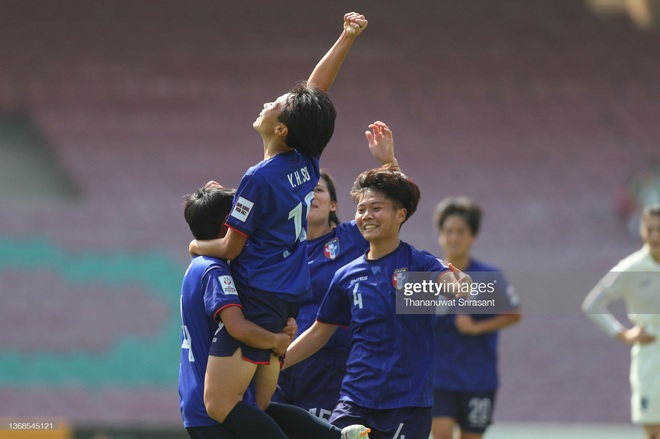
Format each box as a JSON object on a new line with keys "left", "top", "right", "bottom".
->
{"left": 226, "top": 150, "right": 320, "bottom": 301}
{"left": 432, "top": 258, "right": 520, "bottom": 392}
{"left": 178, "top": 255, "right": 241, "bottom": 428}
{"left": 274, "top": 221, "right": 369, "bottom": 414}
{"left": 317, "top": 241, "right": 448, "bottom": 410}
{"left": 299, "top": 220, "right": 368, "bottom": 351}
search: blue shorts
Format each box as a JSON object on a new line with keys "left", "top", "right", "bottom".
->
{"left": 209, "top": 282, "right": 298, "bottom": 364}
{"left": 432, "top": 389, "right": 496, "bottom": 433}
{"left": 273, "top": 349, "right": 349, "bottom": 420}
{"left": 209, "top": 323, "right": 273, "bottom": 364}
{"left": 329, "top": 400, "right": 431, "bottom": 439}
{"left": 238, "top": 281, "right": 298, "bottom": 332}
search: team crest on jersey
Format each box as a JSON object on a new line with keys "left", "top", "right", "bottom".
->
{"left": 219, "top": 275, "right": 238, "bottom": 295}
{"left": 324, "top": 238, "right": 340, "bottom": 260}
{"left": 392, "top": 268, "right": 408, "bottom": 290}
{"left": 230, "top": 196, "right": 254, "bottom": 223}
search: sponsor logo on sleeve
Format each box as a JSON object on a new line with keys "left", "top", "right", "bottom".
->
{"left": 230, "top": 197, "right": 254, "bottom": 223}
{"left": 219, "top": 275, "right": 238, "bottom": 295}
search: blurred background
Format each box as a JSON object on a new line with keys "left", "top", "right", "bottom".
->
{"left": 1, "top": 0, "right": 659, "bottom": 437}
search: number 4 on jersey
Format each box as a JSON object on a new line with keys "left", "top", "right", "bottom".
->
{"left": 352, "top": 282, "right": 364, "bottom": 309}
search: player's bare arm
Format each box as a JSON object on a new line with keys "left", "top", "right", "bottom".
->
{"left": 307, "top": 12, "right": 367, "bottom": 92}
{"left": 281, "top": 320, "right": 337, "bottom": 370}
{"left": 189, "top": 227, "right": 247, "bottom": 260}
{"left": 219, "top": 307, "right": 294, "bottom": 356}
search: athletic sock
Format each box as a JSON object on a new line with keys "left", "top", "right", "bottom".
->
{"left": 265, "top": 402, "right": 341, "bottom": 439}
{"left": 223, "top": 401, "right": 288, "bottom": 439}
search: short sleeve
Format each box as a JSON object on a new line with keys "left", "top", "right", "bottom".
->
{"left": 317, "top": 274, "right": 352, "bottom": 327}
{"left": 225, "top": 174, "right": 265, "bottom": 237}
{"left": 203, "top": 267, "right": 242, "bottom": 322}
{"left": 492, "top": 271, "right": 520, "bottom": 311}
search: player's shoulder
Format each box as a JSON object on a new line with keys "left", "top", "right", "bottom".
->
{"left": 190, "top": 255, "right": 231, "bottom": 274}
{"left": 612, "top": 246, "right": 653, "bottom": 272}
{"left": 334, "top": 251, "right": 368, "bottom": 278}
{"left": 401, "top": 242, "right": 445, "bottom": 269}
{"left": 337, "top": 220, "right": 367, "bottom": 241}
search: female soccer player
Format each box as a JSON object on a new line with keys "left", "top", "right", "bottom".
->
{"left": 275, "top": 122, "right": 400, "bottom": 420}
{"left": 188, "top": 12, "right": 370, "bottom": 439}
{"left": 431, "top": 197, "right": 521, "bottom": 439}
{"left": 283, "top": 149, "right": 471, "bottom": 439}
{"left": 583, "top": 204, "right": 660, "bottom": 439}
{"left": 179, "top": 184, "right": 296, "bottom": 439}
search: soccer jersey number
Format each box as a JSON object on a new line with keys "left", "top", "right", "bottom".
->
{"left": 287, "top": 191, "right": 314, "bottom": 243}
{"left": 468, "top": 397, "right": 492, "bottom": 427}
{"left": 181, "top": 325, "right": 194, "bottom": 362}
{"left": 352, "top": 283, "right": 364, "bottom": 309}
{"left": 179, "top": 295, "right": 194, "bottom": 362}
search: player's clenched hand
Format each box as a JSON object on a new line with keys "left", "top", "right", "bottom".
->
{"left": 282, "top": 317, "right": 298, "bottom": 340}
{"left": 272, "top": 318, "right": 297, "bottom": 356}
{"left": 273, "top": 333, "right": 292, "bottom": 357}
{"left": 344, "top": 12, "right": 367, "bottom": 37}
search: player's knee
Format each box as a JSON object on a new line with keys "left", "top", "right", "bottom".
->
{"left": 204, "top": 390, "right": 240, "bottom": 423}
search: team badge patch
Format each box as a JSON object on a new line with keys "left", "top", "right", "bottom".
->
{"left": 230, "top": 196, "right": 254, "bottom": 223}
{"left": 324, "top": 238, "right": 340, "bottom": 260}
{"left": 219, "top": 275, "right": 238, "bottom": 295}
{"left": 392, "top": 268, "right": 408, "bottom": 290}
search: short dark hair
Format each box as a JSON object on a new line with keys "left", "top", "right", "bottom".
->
{"left": 350, "top": 168, "right": 420, "bottom": 224}
{"left": 278, "top": 81, "right": 336, "bottom": 157}
{"left": 643, "top": 203, "right": 660, "bottom": 218}
{"left": 183, "top": 187, "right": 236, "bottom": 240}
{"left": 320, "top": 169, "right": 341, "bottom": 227}
{"left": 433, "top": 196, "right": 483, "bottom": 236}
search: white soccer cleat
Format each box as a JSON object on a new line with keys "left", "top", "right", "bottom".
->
{"left": 340, "top": 424, "right": 371, "bottom": 439}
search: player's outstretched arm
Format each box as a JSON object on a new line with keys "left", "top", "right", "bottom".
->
{"left": 220, "top": 307, "right": 294, "bottom": 356}
{"left": 307, "top": 12, "right": 367, "bottom": 92}
{"left": 281, "top": 320, "right": 337, "bottom": 369}
{"left": 365, "top": 121, "right": 401, "bottom": 172}
{"left": 189, "top": 228, "right": 247, "bottom": 260}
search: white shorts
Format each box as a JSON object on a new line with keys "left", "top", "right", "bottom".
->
{"left": 630, "top": 342, "right": 660, "bottom": 424}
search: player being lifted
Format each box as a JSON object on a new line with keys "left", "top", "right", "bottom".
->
{"left": 188, "top": 12, "right": 371, "bottom": 439}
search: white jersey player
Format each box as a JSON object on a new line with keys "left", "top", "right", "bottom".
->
{"left": 583, "top": 204, "right": 660, "bottom": 439}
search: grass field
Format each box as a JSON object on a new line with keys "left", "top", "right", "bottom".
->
{"left": 486, "top": 422, "right": 640, "bottom": 439}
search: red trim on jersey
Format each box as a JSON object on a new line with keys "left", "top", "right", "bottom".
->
{"left": 213, "top": 303, "right": 242, "bottom": 322}
{"left": 226, "top": 223, "right": 249, "bottom": 237}
{"left": 315, "top": 318, "right": 350, "bottom": 329}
